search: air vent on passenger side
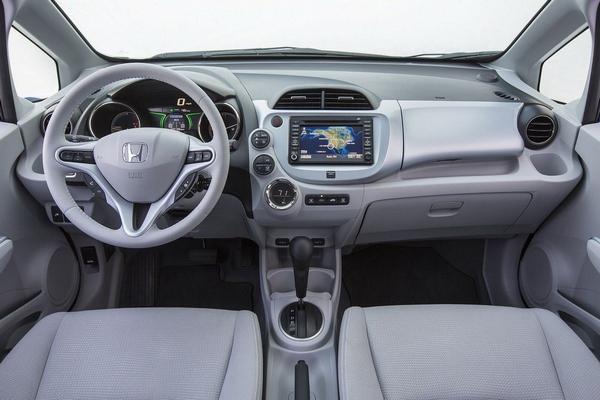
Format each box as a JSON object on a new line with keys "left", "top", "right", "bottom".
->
{"left": 526, "top": 115, "right": 556, "bottom": 145}
{"left": 273, "top": 89, "right": 323, "bottom": 109}
{"left": 517, "top": 104, "right": 557, "bottom": 148}
{"left": 494, "top": 91, "right": 520, "bottom": 102}
{"left": 324, "top": 89, "right": 373, "bottom": 110}
{"left": 274, "top": 88, "right": 373, "bottom": 110}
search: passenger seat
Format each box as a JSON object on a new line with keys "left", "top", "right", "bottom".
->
{"left": 338, "top": 304, "right": 600, "bottom": 400}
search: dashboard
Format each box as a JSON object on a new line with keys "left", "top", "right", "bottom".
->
{"left": 20, "top": 60, "right": 583, "bottom": 249}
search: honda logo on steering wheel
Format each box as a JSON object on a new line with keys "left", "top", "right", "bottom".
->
{"left": 122, "top": 143, "right": 148, "bottom": 163}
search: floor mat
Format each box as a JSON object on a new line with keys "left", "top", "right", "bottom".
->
{"left": 157, "top": 265, "right": 253, "bottom": 310}
{"left": 342, "top": 243, "right": 481, "bottom": 307}
{"left": 119, "top": 239, "right": 257, "bottom": 312}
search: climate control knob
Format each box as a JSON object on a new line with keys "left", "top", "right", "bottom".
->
{"left": 265, "top": 179, "right": 297, "bottom": 210}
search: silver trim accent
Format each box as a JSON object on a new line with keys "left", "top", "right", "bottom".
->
{"left": 88, "top": 100, "right": 141, "bottom": 138}
{"left": 197, "top": 102, "right": 242, "bottom": 142}
{"left": 265, "top": 179, "right": 298, "bottom": 210}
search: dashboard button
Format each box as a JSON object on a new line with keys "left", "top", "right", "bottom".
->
{"left": 312, "top": 238, "right": 325, "bottom": 246}
{"left": 275, "top": 238, "right": 290, "bottom": 246}
{"left": 305, "top": 194, "right": 349, "bottom": 206}
{"left": 271, "top": 115, "right": 283, "bottom": 128}
{"left": 251, "top": 129, "right": 271, "bottom": 149}
{"left": 253, "top": 155, "right": 275, "bottom": 176}
{"left": 50, "top": 205, "right": 64, "bottom": 223}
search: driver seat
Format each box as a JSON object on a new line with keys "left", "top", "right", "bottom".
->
{"left": 0, "top": 308, "right": 262, "bottom": 400}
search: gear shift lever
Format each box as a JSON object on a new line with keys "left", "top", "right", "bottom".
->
{"left": 290, "top": 236, "right": 313, "bottom": 301}
{"left": 280, "top": 237, "right": 322, "bottom": 339}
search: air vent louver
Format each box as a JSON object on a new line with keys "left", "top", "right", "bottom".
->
{"left": 324, "top": 89, "right": 373, "bottom": 110}
{"left": 494, "top": 91, "right": 520, "bottom": 102}
{"left": 526, "top": 115, "right": 556, "bottom": 145}
{"left": 274, "top": 89, "right": 323, "bottom": 109}
{"left": 274, "top": 89, "right": 373, "bottom": 110}
{"left": 517, "top": 104, "right": 557, "bottom": 149}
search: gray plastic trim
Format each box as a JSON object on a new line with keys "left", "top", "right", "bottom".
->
{"left": 587, "top": 238, "right": 600, "bottom": 274}
{"left": 0, "top": 237, "right": 13, "bottom": 275}
{"left": 400, "top": 101, "right": 524, "bottom": 168}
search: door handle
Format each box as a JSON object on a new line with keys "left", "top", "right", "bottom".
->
{"left": 586, "top": 238, "right": 600, "bottom": 274}
{"left": 0, "top": 237, "right": 13, "bottom": 274}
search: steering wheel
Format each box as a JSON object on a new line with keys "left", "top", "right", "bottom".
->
{"left": 43, "top": 63, "right": 230, "bottom": 248}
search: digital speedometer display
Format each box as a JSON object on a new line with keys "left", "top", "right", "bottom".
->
{"left": 164, "top": 113, "right": 187, "bottom": 131}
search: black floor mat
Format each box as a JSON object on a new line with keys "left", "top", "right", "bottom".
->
{"left": 157, "top": 265, "right": 253, "bottom": 310}
{"left": 119, "top": 239, "right": 257, "bottom": 312}
{"left": 342, "top": 243, "right": 481, "bottom": 307}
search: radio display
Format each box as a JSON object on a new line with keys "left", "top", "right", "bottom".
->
{"left": 289, "top": 117, "right": 373, "bottom": 165}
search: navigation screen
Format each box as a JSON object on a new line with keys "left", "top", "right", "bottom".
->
{"left": 298, "top": 125, "right": 364, "bottom": 163}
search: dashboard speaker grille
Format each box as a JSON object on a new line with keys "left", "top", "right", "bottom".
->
{"left": 494, "top": 91, "right": 520, "bottom": 102}
{"left": 274, "top": 88, "right": 373, "bottom": 110}
{"left": 526, "top": 115, "right": 556, "bottom": 144}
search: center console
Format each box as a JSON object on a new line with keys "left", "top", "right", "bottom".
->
{"left": 249, "top": 98, "right": 402, "bottom": 400}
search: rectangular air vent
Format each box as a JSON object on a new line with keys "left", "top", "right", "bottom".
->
{"left": 273, "top": 89, "right": 323, "bottom": 109}
{"left": 274, "top": 89, "right": 373, "bottom": 110}
{"left": 324, "top": 89, "right": 373, "bottom": 110}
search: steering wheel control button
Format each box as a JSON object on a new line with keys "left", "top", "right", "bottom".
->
{"left": 251, "top": 129, "right": 270, "bottom": 149}
{"left": 253, "top": 155, "right": 275, "bottom": 176}
{"left": 185, "top": 150, "right": 213, "bottom": 164}
{"left": 60, "top": 150, "right": 95, "bottom": 164}
{"left": 82, "top": 174, "right": 104, "bottom": 196}
{"left": 175, "top": 173, "right": 198, "bottom": 201}
{"left": 265, "top": 179, "right": 297, "bottom": 210}
{"left": 305, "top": 194, "right": 349, "bottom": 206}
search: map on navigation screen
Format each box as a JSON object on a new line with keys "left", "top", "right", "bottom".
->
{"left": 298, "top": 125, "right": 364, "bottom": 162}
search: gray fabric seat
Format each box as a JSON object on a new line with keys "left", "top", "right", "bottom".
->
{"left": 0, "top": 308, "right": 262, "bottom": 400}
{"left": 339, "top": 304, "right": 600, "bottom": 400}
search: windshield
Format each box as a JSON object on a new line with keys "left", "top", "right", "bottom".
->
{"left": 54, "top": 0, "right": 548, "bottom": 60}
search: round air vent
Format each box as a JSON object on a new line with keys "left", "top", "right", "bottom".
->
{"left": 526, "top": 115, "right": 556, "bottom": 145}
{"left": 518, "top": 104, "right": 557, "bottom": 149}
{"left": 41, "top": 111, "right": 72, "bottom": 136}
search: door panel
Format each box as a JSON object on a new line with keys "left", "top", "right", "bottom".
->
{"left": 0, "top": 121, "right": 79, "bottom": 359}
{"left": 520, "top": 123, "right": 600, "bottom": 357}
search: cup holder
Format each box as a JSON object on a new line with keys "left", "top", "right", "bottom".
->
{"left": 530, "top": 153, "right": 567, "bottom": 176}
